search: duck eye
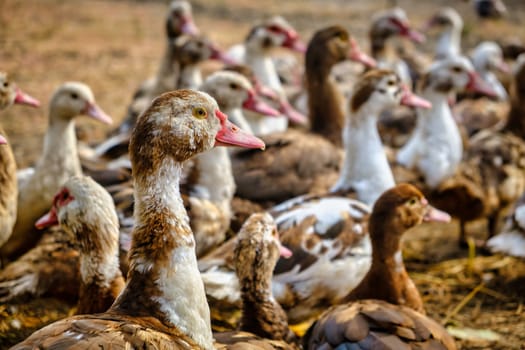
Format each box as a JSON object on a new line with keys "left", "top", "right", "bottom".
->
{"left": 192, "top": 107, "right": 208, "bottom": 119}
{"left": 3, "top": 82, "right": 9, "bottom": 88}
{"left": 267, "top": 25, "right": 281, "bottom": 33}
{"left": 229, "top": 83, "right": 239, "bottom": 90}
{"left": 71, "top": 93, "right": 78, "bottom": 99}
{"left": 451, "top": 66, "right": 463, "bottom": 73}
{"left": 408, "top": 197, "right": 418, "bottom": 206}
{"left": 337, "top": 31, "right": 348, "bottom": 41}
{"left": 387, "top": 80, "right": 396, "bottom": 86}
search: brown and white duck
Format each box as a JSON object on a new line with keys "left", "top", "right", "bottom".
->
{"left": 369, "top": 7, "right": 425, "bottom": 86}
{"left": 425, "top": 7, "right": 464, "bottom": 60}
{"left": 0, "top": 175, "right": 124, "bottom": 314}
{"left": 0, "top": 82, "right": 112, "bottom": 261}
{"left": 232, "top": 25, "right": 375, "bottom": 203}
{"left": 396, "top": 55, "right": 497, "bottom": 189}
{"left": 201, "top": 69, "right": 430, "bottom": 324}
{"left": 10, "top": 89, "right": 264, "bottom": 350}
{"left": 303, "top": 184, "right": 456, "bottom": 350}
{"left": 229, "top": 16, "right": 308, "bottom": 134}
{"left": 0, "top": 72, "right": 40, "bottom": 249}
{"left": 214, "top": 213, "right": 299, "bottom": 349}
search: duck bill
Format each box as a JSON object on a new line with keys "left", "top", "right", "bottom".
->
{"left": 215, "top": 110, "right": 265, "bottom": 150}
{"left": 349, "top": 38, "right": 376, "bottom": 68}
{"left": 495, "top": 60, "right": 511, "bottom": 74}
{"left": 466, "top": 71, "right": 498, "bottom": 98}
{"left": 14, "top": 88, "right": 41, "bottom": 107}
{"left": 400, "top": 85, "right": 432, "bottom": 109}
{"left": 242, "top": 90, "right": 280, "bottom": 116}
{"left": 279, "top": 244, "right": 293, "bottom": 258}
{"left": 35, "top": 206, "right": 59, "bottom": 229}
{"left": 283, "top": 32, "right": 307, "bottom": 53}
{"left": 210, "top": 44, "right": 238, "bottom": 65}
{"left": 393, "top": 18, "right": 426, "bottom": 43}
{"left": 279, "top": 100, "right": 308, "bottom": 124}
{"left": 255, "top": 82, "right": 280, "bottom": 101}
{"left": 0, "top": 134, "right": 7, "bottom": 145}
{"left": 181, "top": 16, "right": 199, "bottom": 35}
{"left": 424, "top": 205, "right": 451, "bottom": 223}
{"left": 83, "top": 102, "right": 113, "bottom": 125}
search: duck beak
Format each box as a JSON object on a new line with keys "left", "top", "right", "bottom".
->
{"left": 242, "top": 90, "right": 280, "bottom": 116}
{"left": 0, "top": 134, "right": 7, "bottom": 145}
{"left": 14, "top": 88, "right": 41, "bottom": 107}
{"left": 35, "top": 206, "right": 59, "bottom": 229}
{"left": 255, "top": 82, "right": 280, "bottom": 102}
{"left": 279, "top": 244, "right": 293, "bottom": 258}
{"left": 283, "top": 31, "right": 307, "bottom": 53}
{"left": 495, "top": 60, "right": 511, "bottom": 74}
{"left": 466, "top": 71, "right": 498, "bottom": 98}
{"left": 279, "top": 100, "right": 308, "bottom": 124}
{"left": 215, "top": 110, "right": 266, "bottom": 150}
{"left": 349, "top": 38, "right": 376, "bottom": 68}
{"left": 180, "top": 16, "right": 199, "bottom": 35}
{"left": 393, "top": 18, "right": 426, "bottom": 43}
{"left": 400, "top": 85, "right": 432, "bottom": 109}
{"left": 423, "top": 205, "right": 451, "bottom": 223}
{"left": 83, "top": 102, "right": 113, "bottom": 125}
{"left": 210, "top": 44, "right": 238, "bottom": 65}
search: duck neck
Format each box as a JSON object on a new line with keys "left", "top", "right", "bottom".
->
{"left": 332, "top": 104, "right": 394, "bottom": 205}
{"left": 39, "top": 113, "right": 81, "bottom": 177}
{"left": 77, "top": 225, "right": 123, "bottom": 314}
{"left": 177, "top": 63, "right": 202, "bottom": 90}
{"left": 418, "top": 89, "right": 461, "bottom": 142}
{"left": 193, "top": 147, "right": 235, "bottom": 205}
{"left": 371, "top": 35, "right": 397, "bottom": 67}
{"left": 503, "top": 87, "right": 525, "bottom": 138}
{"left": 306, "top": 70, "right": 345, "bottom": 146}
{"left": 435, "top": 28, "right": 461, "bottom": 59}
{"left": 239, "top": 261, "right": 292, "bottom": 341}
{"left": 245, "top": 49, "right": 283, "bottom": 95}
{"left": 153, "top": 41, "right": 180, "bottom": 96}
{"left": 110, "top": 158, "right": 214, "bottom": 350}
{"left": 0, "top": 127, "right": 17, "bottom": 242}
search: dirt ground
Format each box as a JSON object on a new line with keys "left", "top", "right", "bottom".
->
{"left": 1, "top": 0, "right": 525, "bottom": 349}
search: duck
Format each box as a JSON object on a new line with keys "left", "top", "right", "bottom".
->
{"left": 0, "top": 82, "right": 112, "bottom": 261}
{"left": 303, "top": 184, "right": 456, "bottom": 350}
{"left": 201, "top": 69, "right": 431, "bottom": 324}
{"left": 434, "top": 54, "right": 525, "bottom": 245}
{"left": 0, "top": 175, "right": 124, "bottom": 314}
{"left": 9, "top": 89, "right": 265, "bottom": 350}
{"left": 396, "top": 55, "right": 497, "bottom": 190}
{"left": 0, "top": 72, "right": 40, "bottom": 249}
{"left": 213, "top": 213, "right": 299, "bottom": 349}
{"left": 232, "top": 25, "right": 376, "bottom": 203}
{"left": 425, "top": 7, "right": 464, "bottom": 60}
{"left": 486, "top": 190, "right": 525, "bottom": 258}
{"left": 454, "top": 41, "right": 511, "bottom": 136}
{"left": 229, "top": 16, "right": 308, "bottom": 135}
{"left": 472, "top": 0, "right": 507, "bottom": 18}
{"left": 369, "top": 7, "right": 425, "bottom": 86}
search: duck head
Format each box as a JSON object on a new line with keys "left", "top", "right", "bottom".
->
{"left": 173, "top": 35, "right": 236, "bottom": 66}
{"left": 200, "top": 71, "right": 279, "bottom": 116}
{"left": 245, "top": 16, "right": 306, "bottom": 54}
{"left": 471, "top": 41, "right": 510, "bottom": 74}
{"left": 166, "top": 0, "right": 199, "bottom": 38}
{"left": 350, "top": 69, "right": 431, "bottom": 115}
{"left": 130, "top": 89, "right": 264, "bottom": 171}
{"left": 370, "top": 7, "right": 425, "bottom": 45}
{"left": 420, "top": 55, "right": 498, "bottom": 97}
{"left": 49, "top": 82, "right": 112, "bottom": 124}
{"left": 423, "top": 7, "right": 463, "bottom": 34}
{"left": 0, "top": 72, "right": 40, "bottom": 110}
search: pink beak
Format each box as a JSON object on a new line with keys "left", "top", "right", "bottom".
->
{"left": 423, "top": 205, "right": 451, "bottom": 223}
{"left": 255, "top": 82, "right": 280, "bottom": 102}
{"left": 180, "top": 16, "right": 199, "bottom": 35}
{"left": 0, "top": 134, "right": 7, "bottom": 145}
{"left": 393, "top": 18, "right": 426, "bottom": 43}
{"left": 210, "top": 44, "right": 239, "bottom": 65}
{"left": 14, "top": 88, "right": 41, "bottom": 107}
{"left": 35, "top": 206, "right": 59, "bottom": 229}
{"left": 282, "top": 31, "right": 307, "bottom": 53}
{"left": 83, "top": 102, "right": 113, "bottom": 125}
{"left": 495, "top": 60, "right": 511, "bottom": 74}
{"left": 400, "top": 85, "right": 432, "bottom": 109}
{"left": 214, "top": 109, "right": 266, "bottom": 150}
{"left": 279, "top": 100, "right": 308, "bottom": 124}
{"left": 349, "top": 38, "right": 377, "bottom": 68}
{"left": 279, "top": 244, "right": 293, "bottom": 258}
{"left": 242, "top": 90, "right": 280, "bottom": 116}
{"left": 466, "top": 71, "right": 498, "bottom": 98}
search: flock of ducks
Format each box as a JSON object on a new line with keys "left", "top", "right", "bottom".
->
{"left": 1, "top": 0, "right": 524, "bottom": 349}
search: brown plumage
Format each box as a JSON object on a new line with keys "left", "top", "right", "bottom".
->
{"left": 303, "top": 184, "right": 456, "bottom": 350}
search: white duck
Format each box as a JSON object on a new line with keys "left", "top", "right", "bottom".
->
{"left": 425, "top": 7, "right": 464, "bottom": 59}
{"left": 471, "top": 41, "right": 509, "bottom": 101}
{"left": 396, "top": 55, "right": 497, "bottom": 189}
{"left": 1, "top": 82, "right": 112, "bottom": 261}
{"left": 0, "top": 72, "right": 40, "bottom": 249}
{"left": 10, "top": 89, "right": 264, "bottom": 350}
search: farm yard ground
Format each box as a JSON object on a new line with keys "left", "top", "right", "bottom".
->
{"left": 1, "top": 0, "right": 525, "bottom": 348}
